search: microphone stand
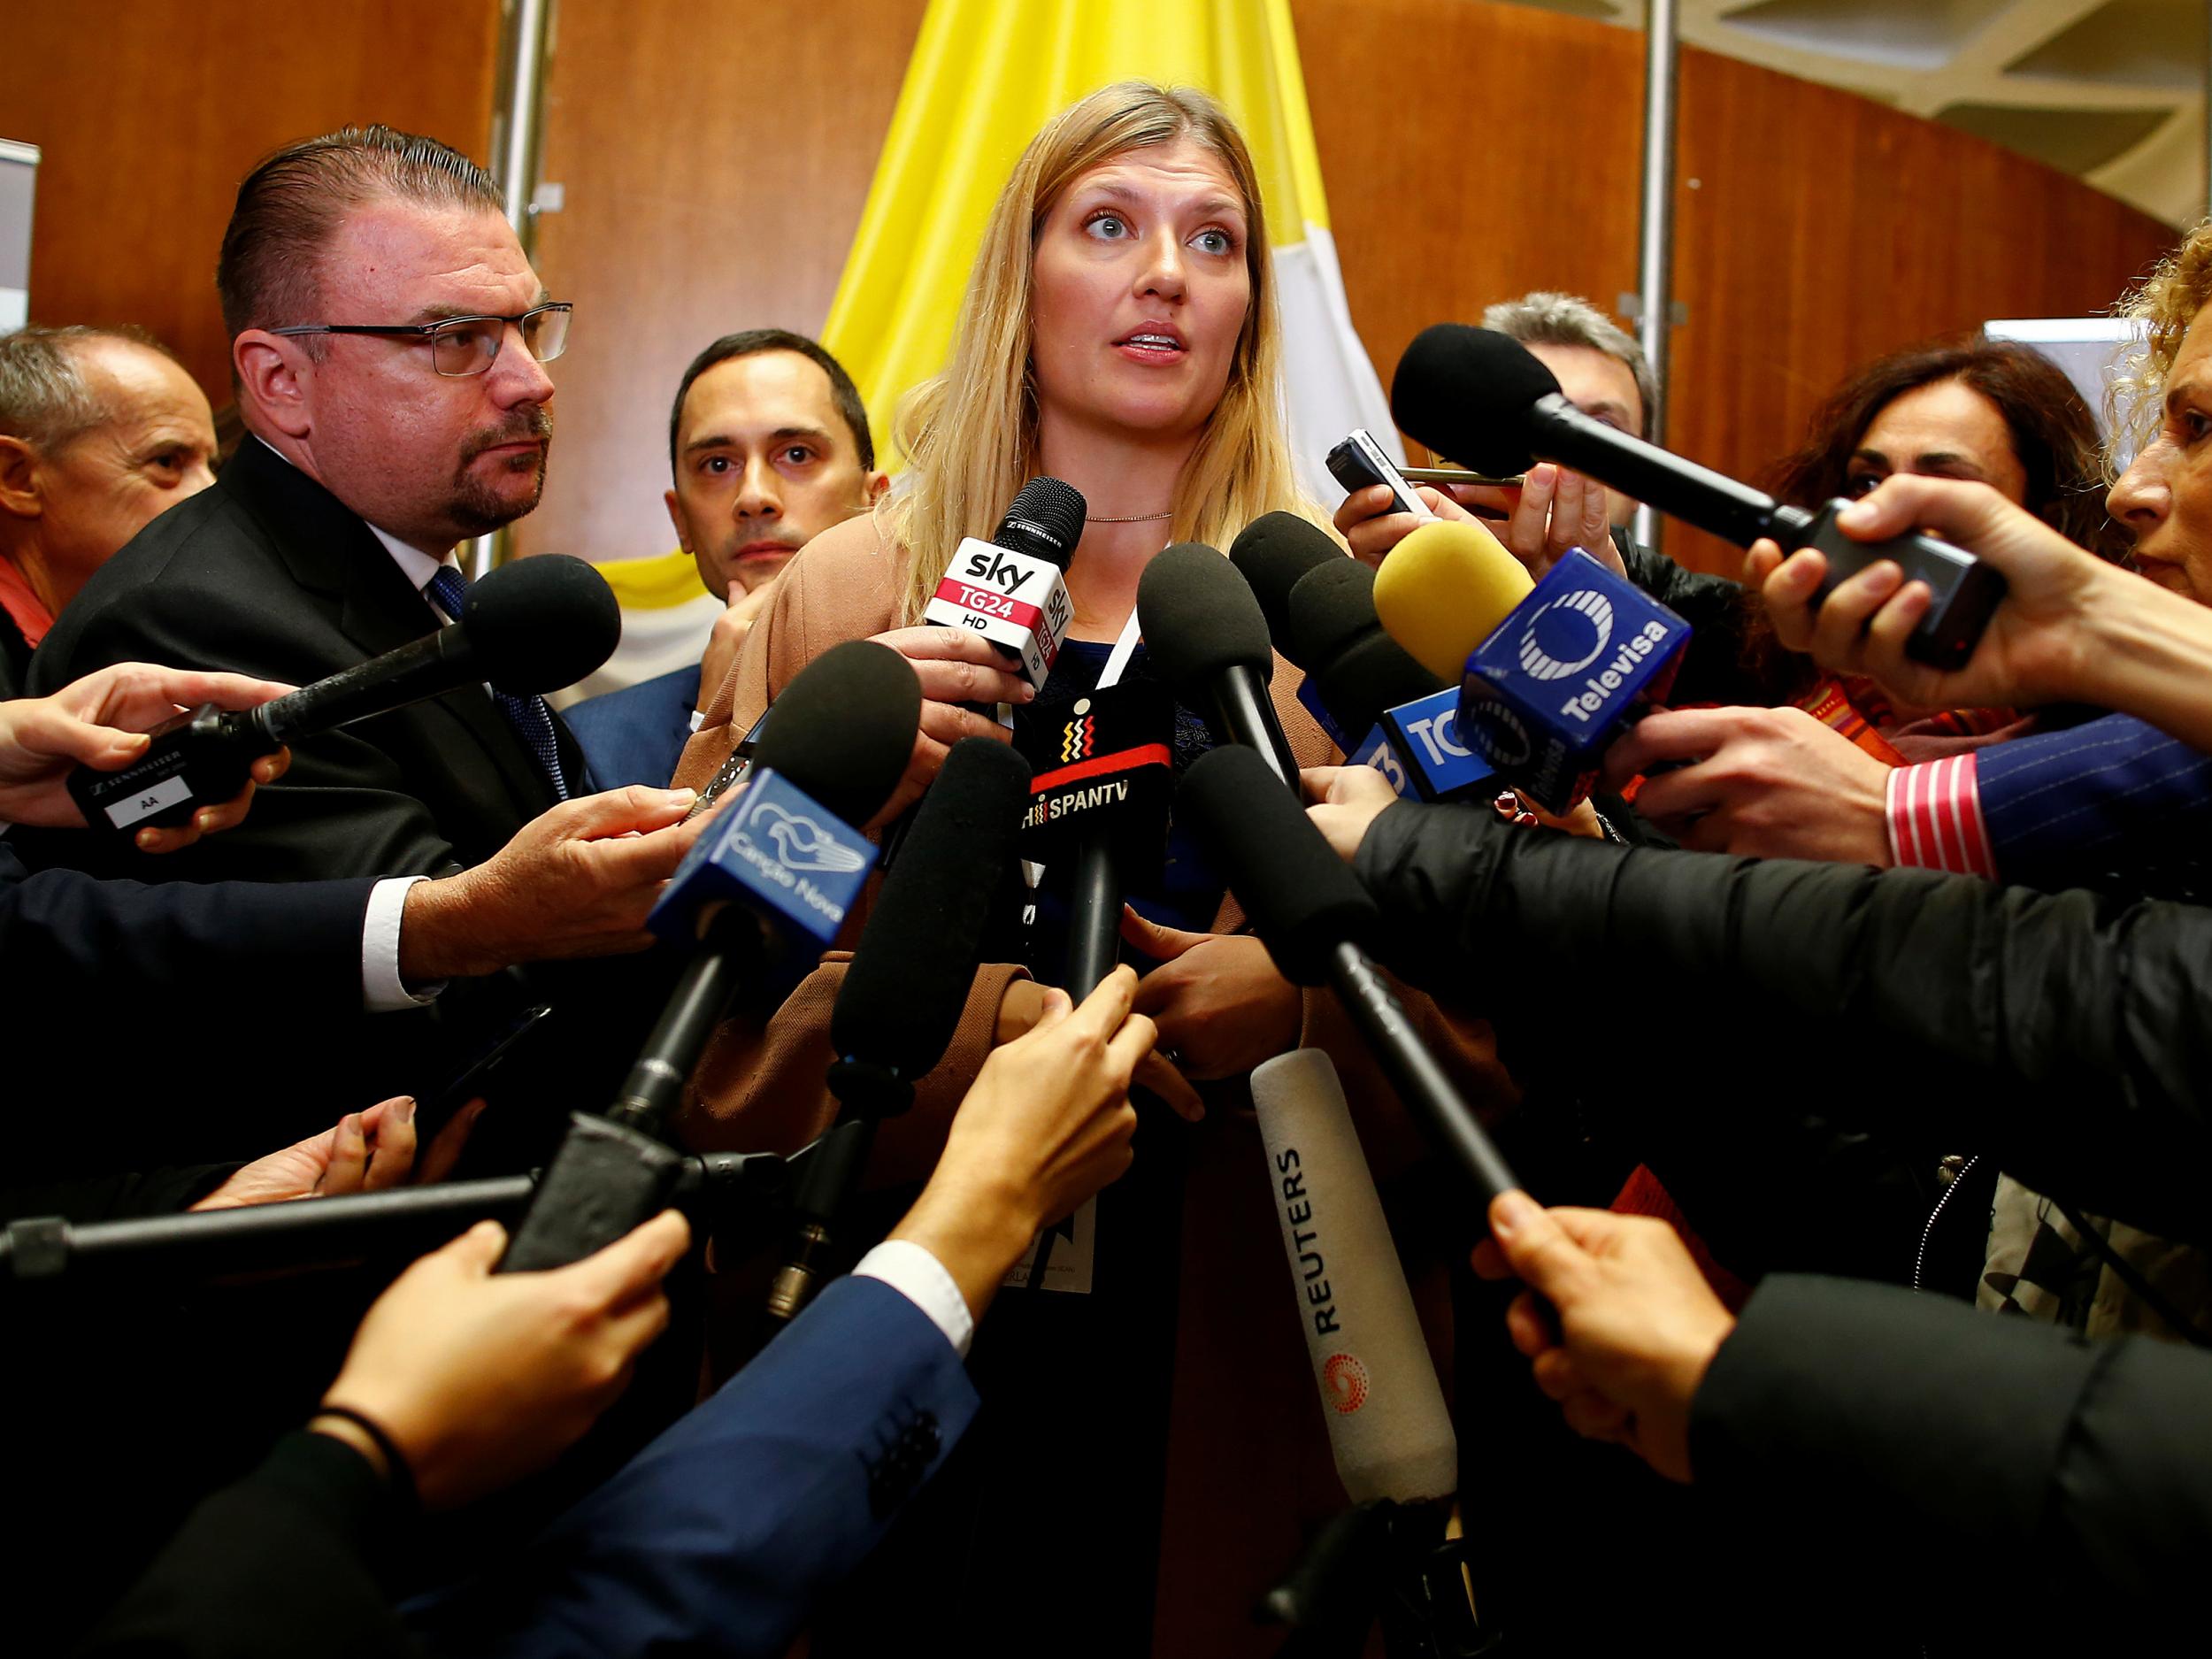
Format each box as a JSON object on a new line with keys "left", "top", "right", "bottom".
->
{"left": 0, "top": 1150, "right": 788, "bottom": 1294}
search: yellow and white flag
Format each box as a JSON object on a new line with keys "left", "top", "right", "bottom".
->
{"left": 821, "top": 0, "right": 1400, "bottom": 497}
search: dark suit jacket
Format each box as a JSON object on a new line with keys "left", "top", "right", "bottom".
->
{"left": 26, "top": 437, "right": 585, "bottom": 884}
{"left": 85, "top": 1276, "right": 979, "bottom": 1659}
{"left": 564, "top": 664, "right": 700, "bottom": 791}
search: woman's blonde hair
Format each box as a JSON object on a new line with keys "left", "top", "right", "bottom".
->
{"left": 886, "top": 81, "right": 1311, "bottom": 625}
{"left": 2110, "top": 218, "right": 2212, "bottom": 473}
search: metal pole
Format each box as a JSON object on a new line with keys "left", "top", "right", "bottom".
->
{"left": 1631, "top": 0, "right": 1680, "bottom": 559}
{"left": 466, "top": 0, "right": 555, "bottom": 580}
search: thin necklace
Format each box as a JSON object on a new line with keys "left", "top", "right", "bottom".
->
{"left": 1085, "top": 509, "right": 1174, "bottom": 523}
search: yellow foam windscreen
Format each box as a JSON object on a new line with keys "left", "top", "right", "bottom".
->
{"left": 1371, "top": 519, "right": 1534, "bottom": 682}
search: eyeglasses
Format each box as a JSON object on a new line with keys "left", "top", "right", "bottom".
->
{"left": 268, "top": 302, "right": 572, "bottom": 378}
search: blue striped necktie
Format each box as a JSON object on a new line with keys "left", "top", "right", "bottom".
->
{"left": 424, "top": 565, "right": 569, "bottom": 801}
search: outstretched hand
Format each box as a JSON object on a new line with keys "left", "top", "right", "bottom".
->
{"left": 1471, "top": 1192, "right": 1734, "bottom": 1483}
{"left": 0, "top": 662, "right": 294, "bottom": 847}
{"left": 192, "top": 1094, "right": 487, "bottom": 1210}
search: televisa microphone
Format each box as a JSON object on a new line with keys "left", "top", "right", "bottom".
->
{"left": 1230, "top": 513, "right": 1497, "bottom": 809}
{"left": 766, "top": 735, "right": 1033, "bottom": 1323}
{"left": 1178, "top": 744, "right": 1519, "bottom": 1207}
{"left": 921, "top": 475, "right": 1087, "bottom": 695}
{"left": 67, "top": 554, "right": 620, "bottom": 839}
{"left": 498, "top": 640, "right": 920, "bottom": 1271}
{"left": 1393, "top": 324, "right": 2008, "bottom": 669}
{"left": 1134, "top": 541, "right": 1301, "bottom": 788}
{"left": 1252, "top": 1048, "right": 1489, "bottom": 1655}
{"left": 1369, "top": 514, "right": 1687, "bottom": 814}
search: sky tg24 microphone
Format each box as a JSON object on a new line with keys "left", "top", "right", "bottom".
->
{"left": 922, "top": 476, "right": 1086, "bottom": 694}
{"left": 67, "top": 555, "right": 619, "bottom": 839}
{"left": 1393, "top": 324, "right": 2007, "bottom": 669}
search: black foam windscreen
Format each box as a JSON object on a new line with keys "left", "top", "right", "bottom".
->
{"left": 1390, "top": 325, "right": 1564, "bottom": 478}
{"left": 465, "top": 554, "right": 623, "bottom": 693}
{"left": 751, "top": 639, "right": 921, "bottom": 827}
{"left": 1178, "top": 745, "right": 1380, "bottom": 987}
{"left": 1137, "top": 542, "right": 1275, "bottom": 692}
{"left": 1316, "top": 631, "right": 1448, "bottom": 741}
{"left": 1286, "top": 557, "right": 1382, "bottom": 671}
{"left": 831, "top": 735, "right": 1032, "bottom": 1077}
{"left": 995, "top": 476, "right": 1088, "bottom": 570}
{"left": 1230, "top": 511, "right": 1345, "bottom": 643}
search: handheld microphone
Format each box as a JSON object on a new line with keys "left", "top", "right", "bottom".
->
{"left": 1392, "top": 325, "right": 2007, "bottom": 669}
{"left": 67, "top": 555, "right": 620, "bottom": 839}
{"left": 1017, "top": 680, "right": 1176, "bottom": 995}
{"left": 1135, "top": 542, "right": 1300, "bottom": 788}
{"left": 499, "top": 640, "right": 919, "bottom": 1272}
{"left": 922, "top": 476, "right": 1087, "bottom": 694}
{"left": 1230, "top": 513, "right": 1496, "bottom": 807}
{"left": 1253, "top": 1048, "right": 1457, "bottom": 1505}
{"left": 767, "top": 735, "right": 1033, "bottom": 1322}
{"left": 1367, "top": 517, "right": 1688, "bottom": 813}
{"left": 1231, "top": 512, "right": 1440, "bottom": 756}
{"left": 1178, "top": 744, "right": 1518, "bottom": 1207}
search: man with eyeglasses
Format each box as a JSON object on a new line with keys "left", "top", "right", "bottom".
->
{"left": 22, "top": 127, "right": 680, "bottom": 1131}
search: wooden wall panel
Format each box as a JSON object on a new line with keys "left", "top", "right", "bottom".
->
{"left": 1294, "top": 0, "right": 2175, "bottom": 573}
{"left": 514, "top": 0, "right": 932, "bottom": 562}
{"left": 9, "top": 0, "right": 502, "bottom": 403}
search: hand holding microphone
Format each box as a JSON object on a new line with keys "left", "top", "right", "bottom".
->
{"left": 1471, "top": 1191, "right": 1735, "bottom": 1486}
{"left": 1, "top": 663, "right": 294, "bottom": 847}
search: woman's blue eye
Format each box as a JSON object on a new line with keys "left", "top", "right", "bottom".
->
{"left": 1084, "top": 212, "right": 1129, "bottom": 240}
{"left": 1192, "top": 228, "right": 1233, "bottom": 255}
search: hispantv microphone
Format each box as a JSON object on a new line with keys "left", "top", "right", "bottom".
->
{"left": 1178, "top": 744, "right": 1518, "bottom": 1207}
{"left": 923, "top": 476, "right": 1087, "bottom": 694}
{"left": 766, "top": 735, "right": 1033, "bottom": 1322}
{"left": 69, "top": 555, "right": 620, "bottom": 839}
{"left": 499, "top": 640, "right": 919, "bottom": 1272}
{"left": 1135, "top": 541, "right": 1300, "bottom": 787}
{"left": 1392, "top": 324, "right": 2007, "bottom": 669}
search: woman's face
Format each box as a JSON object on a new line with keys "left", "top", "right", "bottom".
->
{"left": 2109, "top": 302, "right": 2212, "bottom": 604}
{"left": 1844, "top": 378, "right": 2031, "bottom": 506}
{"left": 1029, "top": 137, "right": 1252, "bottom": 446}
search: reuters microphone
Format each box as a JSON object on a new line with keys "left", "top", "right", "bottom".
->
{"left": 498, "top": 641, "right": 919, "bottom": 1272}
{"left": 1255, "top": 1048, "right": 1455, "bottom": 1505}
{"left": 68, "top": 555, "right": 619, "bottom": 840}
{"left": 923, "top": 476, "right": 1086, "bottom": 695}
{"left": 1368, "top": 517, "right": 1689, "bottom": 813}
{"left": 1393, "top": 324, "right": 2006, "bottom": 670}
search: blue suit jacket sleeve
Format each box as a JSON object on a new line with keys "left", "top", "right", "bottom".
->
{"left": 1976, "top": 712, "right": 2212, "bottom": 895}
{"left": 405, "top": 1273, "right": 979, "bottom": 1658}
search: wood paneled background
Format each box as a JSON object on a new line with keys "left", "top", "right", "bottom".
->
{"left": 9, "top": 0, "right": 503, "bottom": 401}
{"left": 14, "top": 0, "right": 2177, "bottom": 576}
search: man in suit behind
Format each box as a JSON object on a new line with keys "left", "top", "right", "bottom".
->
{"left": 29, "top": 125, "right": 588, "bottom": 884}
{"left": 0, "top": 326, "right": 219, "bottom": 698}
{"left": 566, "top": 330, "right": 887, "bottom": 788}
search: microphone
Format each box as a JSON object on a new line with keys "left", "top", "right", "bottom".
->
{"left": 499, "top": 640, "right": 919, "bottom": 1272}
{"left": 1135, "top": 541, "right": 1300, "bottom": 788}
{"left": 1016, "top": 679, "right": 1176, "bottom": 995}
{"left": 1230, "top": 513, "right": 1495, "bottom": 807}
{"left": 1178, "top": 744, "right": 1518, "bottom": 1207}
{"left": 1252, "top": 1048, "right": 1456, "bottom": 1505}
{"left": 1392, "top": 324, "right": 2007, "bottom": 669}
{"left": 766, "top": 734, "right": 1034, "bottom": 1323}
{"left": 921, "top": 476, "right": 1087, "bottom": 694}
{"left": 68, "top": 555, "right": 619, "bottom": 839}
{"left": 1231, "top": 512, "right": 1440, "bottom": 755}
{"left": 1367, "top": 515, "right": 1687, "bottom": 814}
